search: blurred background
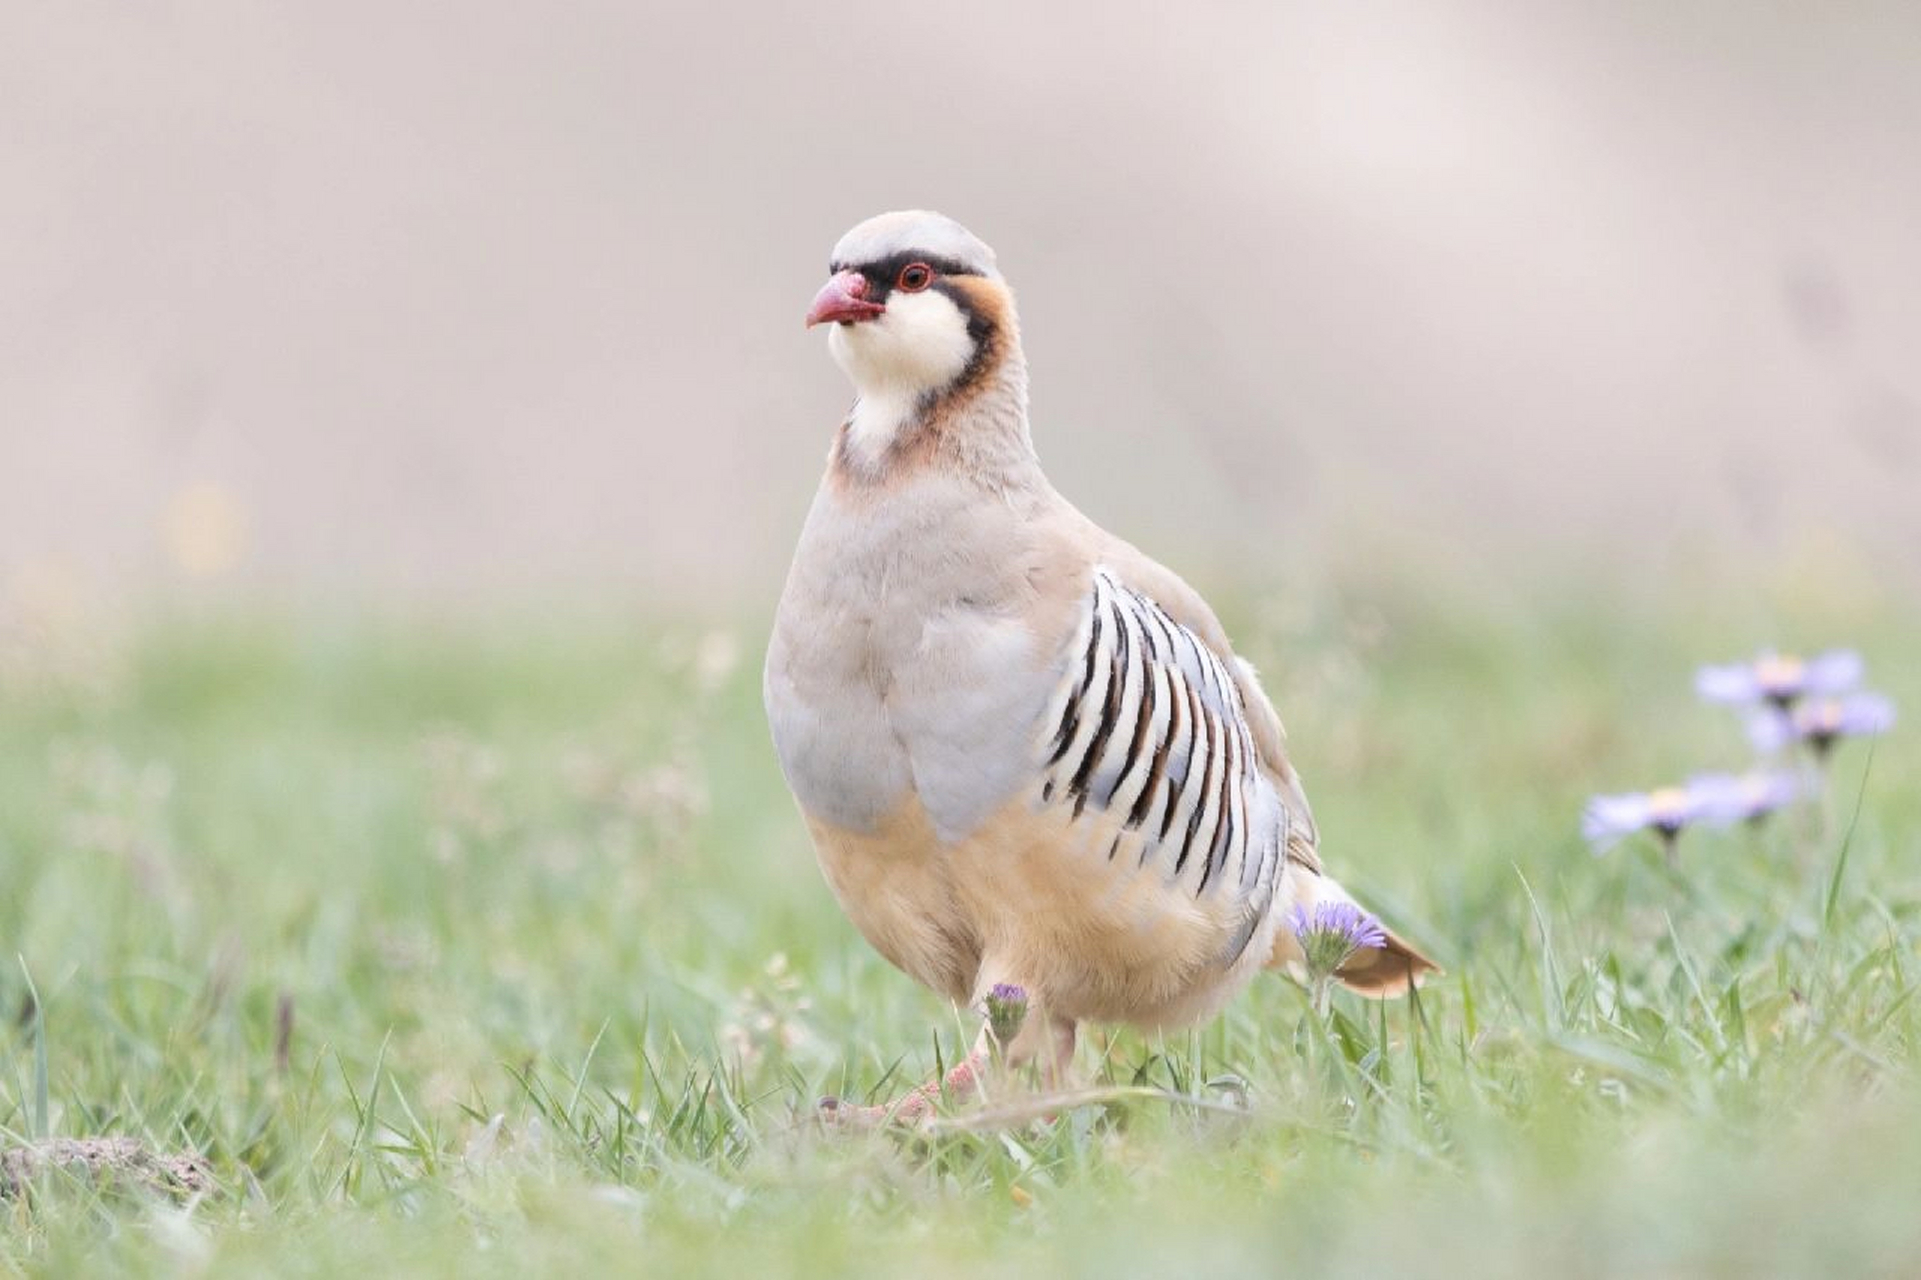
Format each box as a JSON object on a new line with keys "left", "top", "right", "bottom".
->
{"left": 5, "top": 0, "right": 1919, "bottom": 618}
{"left": 7, "top": 9, "right": 1921, "bottom": 1270}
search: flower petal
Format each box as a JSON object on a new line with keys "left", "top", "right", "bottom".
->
{"left": 1747, "top": 710, "right": 1794, "bottom": 754}
{"left": 1804, "top": 649, "right": 1865, "bottom": 696}
{"left": 1582, "top": 792, "right": 1652, "bottom": 852}
{"left": 1683, "top": 772, "right": 1748, "bottom": 827}
{"left": 1696, "top": 663, "right": 1761, "bottom": 704}
{"left": 1838, "top": 692, "right": 1896, "bottom": 737}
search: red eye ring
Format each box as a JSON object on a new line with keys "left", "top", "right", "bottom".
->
{"left": 896, "top": 263, "right": 934, "bottom": 292}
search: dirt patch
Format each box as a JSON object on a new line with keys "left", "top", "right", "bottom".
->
{"left": 0, "top": 1137, "right": 213, "bottom": 1199}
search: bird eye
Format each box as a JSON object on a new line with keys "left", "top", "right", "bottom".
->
{"left": 896, "top": 263, "right": 933, "bottom": 292}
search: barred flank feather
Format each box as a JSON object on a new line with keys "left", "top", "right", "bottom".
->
{"left": 1036, "top": 569, "right": 1281, "bottom": 966}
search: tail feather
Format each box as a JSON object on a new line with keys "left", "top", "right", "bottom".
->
{"left": 1331, "top": 927, "right": 1438, "bottom": 998}
{"left": 1268, "top": 871, "right": 1440, "bottom": 999}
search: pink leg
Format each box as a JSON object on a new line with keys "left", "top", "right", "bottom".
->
{"left": 1015, "top": 1013, "right": 1077, "bottom": 1088}
{"left": 819, "top": 1046, "right": 990, "bottom": 1127}
{"left": 820, "top": 1011, "right": 1077, "bottom": 1128}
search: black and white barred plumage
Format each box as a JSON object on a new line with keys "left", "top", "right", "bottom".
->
{"left": 1037, "top": 569, "right": 1286, "bottom": 960}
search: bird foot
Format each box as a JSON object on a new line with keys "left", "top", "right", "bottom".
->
{"left": 818, "top": 1051, "right": 987, "bottom": 1128}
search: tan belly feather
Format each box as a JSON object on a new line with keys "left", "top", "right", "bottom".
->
{"left": 808, "top": 786, "right": 1274, "bottom": 1027}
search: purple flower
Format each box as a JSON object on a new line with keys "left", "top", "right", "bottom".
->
{"left": 1696, "top": 649, "right": 1862, "bottom": 710}
{"left": 1582, "top": 778, "right": 1738, "bottom": 855}
{"left": 1749, "top": 692, "right": 1896, "bottom": 757}
{"left": 1287, "top": 901, "right": 1386, "bottom": 980}
{"left": 982, "top": 982, "right": 1028, "bottom": 1044}
{"left": 1686, "top": 770, "right": 1802, "bottom": 824}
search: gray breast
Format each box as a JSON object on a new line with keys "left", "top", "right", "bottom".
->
{"left": 764, "top": 475, "right": 1061, "bottom": 843}
{"left": 763, "top": 638, "right": 914, "bottom": 833}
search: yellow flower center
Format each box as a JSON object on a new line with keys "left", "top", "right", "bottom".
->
{"left": 1754, "top": 654, "right": 1805, "bottom": 692}
{"left": 1647, "top": 788, "right": 1690, "bottom": 822}
{"left": 1800, "top": 699, "right": 1843, "bottom": 734}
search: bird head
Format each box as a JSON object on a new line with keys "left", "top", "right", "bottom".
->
{"left": 806, "top": 211, "right": 1019, "bottom": 435}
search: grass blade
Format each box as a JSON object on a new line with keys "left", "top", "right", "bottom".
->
{"left": 17, "top": 957, "right": 47, "bottom": 1141}
{"left": 1822, "top": 745, "right": 1876, "bottom": 934}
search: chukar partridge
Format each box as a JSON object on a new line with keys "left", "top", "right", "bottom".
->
{"left": 766, "top": 211, "right": 1435, "bottom": 1121}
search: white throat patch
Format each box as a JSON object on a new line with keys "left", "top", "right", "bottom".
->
{"left": 828, "top": 289, "right": 976, "bottom": 463}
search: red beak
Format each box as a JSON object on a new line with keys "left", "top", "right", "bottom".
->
{"left": 805, "top": 270, "right": 885, "bottom": 328}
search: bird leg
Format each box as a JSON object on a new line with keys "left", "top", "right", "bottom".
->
{"left": 820, "top": 1006, "right": 1077, "bottom": 1128}
{"left": 1003, "top": 1009, "right": 1077, "bottom": 1090}
{"left": 819, "top": 1035, "right": 990, "bottom": 1128}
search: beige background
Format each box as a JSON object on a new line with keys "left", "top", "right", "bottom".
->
{"left": 4, "top": 1, "right": 1919, "bottom": 611}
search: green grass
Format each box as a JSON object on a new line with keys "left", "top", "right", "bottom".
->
{"left": 2, "top": 579, "right": 1918, "bottom": 1277}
